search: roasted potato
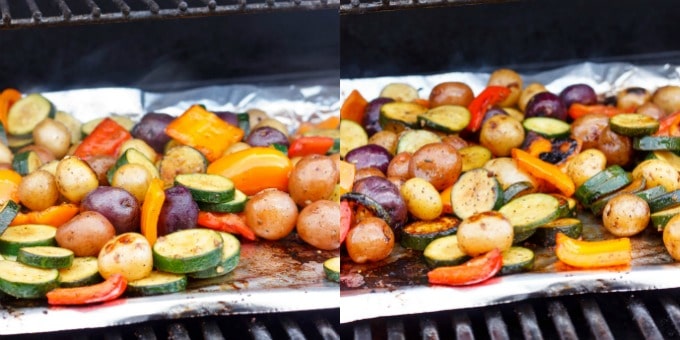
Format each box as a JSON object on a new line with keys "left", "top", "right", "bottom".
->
{"left": 408, "top": 142, "right": 461, "bottom": 191}
{"left": 400, "top": 177, "right": 443, "bottom": 221}
{"left": 368, "top": 130, "right": 398, "bottom": 155}
{"left": 288, "top": 154, "right": 339, "bottom": 207}
{"left": 479, "top": 115, "right": 525, "bottom": 157}
{"left": 632, "top": 159, "right": 680, "bottom": 192}
{"left": 457, "top": 211, "right": 513, "bottom": 256}
{"left": 98, "top": 232, "right": 153, "bottom": 281}
{"left": 56, "top": 156, "right": 99, "bottom": 203}
{"left": 566, "top": 149, "right": 607, "bottom": 188}
{"left": 56, "top": 211, "right": 116, "bottom": 257}
{"left": 111, "top": 163, "right": 153, "bottom": 203}
{"left": 296, "top": 200, "right": 340, "bottom": 250}
{"left": 652, "top": 85, "right": 680, "bottom": 115}
{"left": 488, "top": 68, "right": 523, "bottom": 107}
{"left": 602, "top": 194, "right": 650, "bottom": 237}
{"left": 428, "top": 82, "right": 474, "bottom": 107}
{"left": 18, "top": 169, "right": 59, "bottom": 211}
{"left": 245, "top": 189, "right": 298, "bottom": 240}
{"left": 345, "top": 217, "right": 394, "bottom": 264}
{"left": 32, "top": 118, "right": 71, "bottom": 159}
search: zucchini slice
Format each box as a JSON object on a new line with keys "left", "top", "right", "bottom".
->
{"left": 379, "top": 102, "right": 428, "bottom": 131}
{"left": 451, "top": 168, "right": 503, "bottom": 220}
{"left": 648, "top": 189, "right": 680, "bottom": 213}
{"left": 423, "top": 234, "right": 470, "bottom": 268}
{"left": 0, "top": 224, "right": 57, "bottom": 256}
{"left": 7, "top": 93, "right": 56, "bottom": 136}
{"left": 380, "top": 83, "right": 419, "bottom": 102}
{"left": 58, "top": 257, "right": 102, "bottom": 288}
{"left": 341, "top": 192, "right": 393, "bottom": 227}
{"left": 610, "top": 113, "right": 659, "bottom": 137}
{"left": 633, "top": 136, "right": 680, "bottom": 151}
{"left": 153, "top": 229, "right": 223, "bottom": 274}
{"left": 323, "top": 257, "right": 340, "bottom": 283}
{"left": 127, "top": 271, "right": 188, "bottom": 296}
{"left": 7, "top": 134, "right": 33, "bottom": 152}
{"left": 498, "top": 193, "right": 562, "bottom": 243}
{"left": 0, "top": 200, "right": 20, "bottom": 236}
{"left": 17, "top": 246, "right": 73, "bottom": 269}
{"left": 459, "top": 145, "right": 493, "bottom": 172}
{"left": 503, "top": 181, "right": 534, "bottom": 204}
{"left": 531, "top": 218, "right": 583, "bottom": 246}
{"left": 159, "top": 145, "right": 208, "bottom": 188}
{"left": 12, "top": 150, "right": 42, "bottom": 176}
{"left": 651, "top": 205, "right": 680, "bottom": 231}
{"left": 189, "top": 232, "right": 241, "bottom": 279}
{"left": 175, "top": 173, "right": 235, "bottom": 203}
{"left": 0, "top": 260, "right": 59, "bottom": 298}
{"left": 589, "top": 177, "right": 646, "bottom": 216}
{"left": 636, "top": 185, "right": 667, "bottom": 203}
{"left": 417, "top": 105, "right": 471, "bottom": 133}
{"left": 107, "top": 148, "right": 160, "bottom": 184}
{"left": 522, "top": 117, "right": 571, "bottom": 139}
{"left": 395, "top": 129, "right": 441, "bottom": 154}
{"left": 500, "top": 246, "right": 535, "bottom": 275}
{"left": 197, "top": 189, "right": 248, "bottom": 213}
{"left": 400, "top": 216, "right": 460, "bottom": 251}
{"left": 574, "top": 165, "right": 631, "bottom": 206}
{"left": 81, "top": 115, "right": 135, "bottom": 136}
{"left": 339, "top": 119, "right": 368, "bottom": 158}
{"left": 54, "top": 111, "right": 83, "bottom": 144}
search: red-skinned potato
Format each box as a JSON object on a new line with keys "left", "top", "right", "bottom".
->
{"left": 409, "top": 142, "right": 462, "bottom": 191}
{"left": 288, "top": 154, "right": 339, "bottom": 207}
{"left": 296, "top": 200, "right": 340, "bottom": 250}
{"left": 245, "top": 189, "right": 298, "bottom": 240}
{"left": 429, "top": 82, "right": 474, "bottom": 108}
{"left": 345, "top": 217, "right": 394, "bottom": 263}
{"left": 56, "top": 211, "right": 116, "bottom": 257}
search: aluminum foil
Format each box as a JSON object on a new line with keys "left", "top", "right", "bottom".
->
{"left": 340, "top": 62, "right": 680, "bottom": 324}
{"left": 0, "top": 81, "right": 340, "bottom": 335}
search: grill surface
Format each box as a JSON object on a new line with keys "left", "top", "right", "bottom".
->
{"left": 339, "top": 0, "right": 514, "bottom": 14}
{"left": 0, "top": 0, "right": 338, "bottom": 29}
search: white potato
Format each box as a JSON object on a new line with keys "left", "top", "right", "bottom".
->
{"left": 457, "top": 211, "right": 513, "bottom": 257}
{"left": 664, "top": 214, "right": 680, "bottom": 261}
{"left": 632, "top": 159, "right": 680, "bottom": 192}
{"left": 567, "top": 149, "right": 607, "bottom": 188}
{"left": 602, "top": 194, "right": 650, "bottom": 237}
{"left": 98, "top": 232, "right": 153, "bottom": 281}
{"left": 118, "top": 138, "right": 158, "bottom": 163}
{"left": 0, "top": 143, "right": 13, "bottom": 164}
{"left": 18, "top": 169, "right": 59, "bottom": 211}
{"left": 56, "top": 156, "right": 99, "bottom": 203}
{"left": 480, "top": 115, "right": 525, "bottom": 157}
{"left": 484, "top": 157, "right": 539, "bottom": 190}
{"left": 111, "top": 163, "right": 153, "bottom": 203}
{"left": 33, "top": 118, "right": 71, "bottom": 159}
{"left": 400, "top": 177, "right": 442, "bottom": 221}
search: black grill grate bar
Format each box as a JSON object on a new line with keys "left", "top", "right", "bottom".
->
{"left": 353, "top": 321, "right": 372, "bottom": 340}
{"left": 54, "top": 0, "right": 73, "bottom": 19}
{"left": 546, "top": 301, "right": 577, "bottom": 340}
{"left": 579, "top": 297, "right": 614, "bottom": 340}
{"left": 628, "top": 297, "right": 664, "bottom": 340}
{"left": 387, "top": 319, "right": 406, "bottom": 340}
{"left": 199, "top": 320, "right": 224, "bottom": 340}
{"left": 166, "top": 322, "right": 191, "bottom": 340}
{"left": 134, "top": 325, "right": 158, "bottom": 339}
{"left": 420, "top": 317, "right": 439, "bottom": 340}
{"left": 249, "top": 319, "right": 274, "bottom": 340}
{"left": 83, "top": 0, "right": 101, "bottom": 17}
{"left": 24, "top": 0, "right": 42, "bottom": 21}
{"left": 315, "top": 315, "right": 341, "bottom": 340}
{"left": 515, "top": 303, "right": 543, "bottom": 340}
{"left": 452, "top": 313, "right": 474, "bottom": 340}
{"left": 660, "top": 296, "right": 680, "bottom": 335}
{"left": 139, "top": 0, "right": 161, "bottom": 13}
{"left": 339, "top": 0, "right": 517, "bottom": 13}
{"left": 281, "top": 316, "right": 306, "bottom": 340}
{"left": 112, "top": 0, "right": 131, "bottom": 15}
{"left": 198, "top": 0, "right": 217, "bottom": 9}
{"left": 485, "top": 309, "right": 510, "bottom": 340}
{"left": 0, "top": 0, "right": 10, "bottom": 24}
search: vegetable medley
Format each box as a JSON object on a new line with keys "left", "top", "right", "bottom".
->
{"left": 0, "top": 88, "right": 340, "bottom": 303}
{"left": 340, "top": 69, "right": 680, "bottom": 286}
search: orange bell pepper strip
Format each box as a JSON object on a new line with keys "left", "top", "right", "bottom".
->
{"left": 427, "top": 249, "right": 502, "bottom": 286}
{"left": 337, "top": 160, "right": 355, "bottom": 196}
{"left": 46, "top": 273, "right": 127, "bottom": 305}
{"left": 340, "top": 90, "right": 368, "bottom": 124}
{"left": 526, "top": 136, "right": 553, "bottom": 158}
{"left": 197, "top": 211, "right": 256, "bottom": 241}
{"left": 74, "top": 118, "right": 132, "bottom": 159}
{"left": 141, "top": 178, "right": 165, "bottom": 246}
{"left": 0, "top": 88, "right": 22, "bottom": 131}
{"left": 467, "top": 86, "right": 510, "bottom": 132}
{"left": 207, "top": 147, "right": 292, "bottom": 196}
{"left": 656, "top": 111, "right": 680, "bottom": 136}
{"left": 10, "top": 203, "right": 79, "bottom": 227}
{"left": 288, "top": 136, "right": 335, "bottom": 158}
{"left": 440, "top": 185, "right": 453, "bottom": 215}
{"left": 512, "top": 148, "right": 575, "bottom": 197}
{"left": 165, "top": 105, "right": 244, "bottom": 162}
{"left": 412, "top": 98, "right": 430, "bottom": 109}
{"left": 568, "top": 103, "right": 621, "bottom": 120}
{"left": 555, "top": 233, "right": 632, "bottom": 268}
{"left": 297, "top": 116, "right": 340, "bottom": 136}
{"left": 0, "top": 169, "right": 22, "bottom": 205}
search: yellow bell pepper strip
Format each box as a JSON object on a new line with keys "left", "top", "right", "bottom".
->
{"left": 46, "top": 273, "right": 127, "bottom": 305}
{"left": 141, "top": 178, "right": 165, "bottom": 246}
{"left": 10, "top": 203, "right": 79, "bottom": 227}
{"left": 555, "top": 233, "right": 632, "bottom": 268}
{"left": 0, "top": 88, "right": 22, "bottom": 131}
{"left": 74, "top": 118, "right": 131, "bottom": 159}
{"left": 427, "top": 249, "right": 502, "bottom": 286}
{"left": 207, "top": 147, "right": 292, "bottom": 196}
{"left": 165, "top": 105, "right": 244, "bottom": 162}
{"left": 512, "top": 148, "right": 575, "bottom": 197}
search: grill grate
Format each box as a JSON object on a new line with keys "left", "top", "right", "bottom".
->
{"left": 341, "top": 289, "right": 680, "bottom": 339}
{"left": 0, "top": 0, "right": 338, "bottom": 29}
{"left": 339, "top": 0, "right": 515, "bottom": 14}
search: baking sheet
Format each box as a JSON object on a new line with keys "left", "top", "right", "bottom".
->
{"left": 339, "top": 62, "right": 680, "bottom": 324}
{"left": 0, "top": 82, "right": 341, "bottom": 335}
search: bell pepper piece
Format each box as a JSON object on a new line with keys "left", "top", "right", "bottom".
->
{"left": 141, "top": 178, "right": 165, "bottom": 246}
{"left": 46, "top": 273, "right": 127, "bottom": 305}
{"left": 656, "top": 111, "right": 680, "bottom": 136}
{"left": 512, "top": 148, "right": 575, "bottom": 197}
{"left": 340, "top": 200, "right": 352, "bottom": 244}
{"left": 296, "top": 116, "right": 340, "bottom": 136}
{"left": 0, "top": 88, "right": 22, "bottom": 131}
{"left": 526, "top": 136, "right": 553, "bottom": 158}
{"left": 288, "top": 136, "right": 335, "bottom": 158}
{"left": 568, "top": 103, "right": 621, "bottom": 120}
{"left": 555, "top": 233, "right": 631, "bottom": 268}
{"left": 0, "top": 169, "right": 22, "bottom": 206}
{"left": 74, "top": 118, "right": 131, "bottom": 159}
{"left": 165, "top": 105, "right": 244, "bottom": 162}
{"left": 207, "top": 147, "right": 292, "bottom": 196}
{"left": 197, "top": 211, "right": 256, "bottom": 241}
{"left": 412, "top": 98, "right": 430, "bottom": 109}
{"left": 338, "top": 160, "right": 355, "bottom": 197}
{"left": 10, "top": 203, "right": 79, "bottom": 227}
{"left": 467, "top": 86, "right": 510, "bottom": 132}
{"left": 440, "top": 185, "right": 453, "bottom": 215}
{"left": 427, "top": 248, "right": 502, "bottom": 286}
{"left": 340, "top": 90, "right": 368, "bottom": 124}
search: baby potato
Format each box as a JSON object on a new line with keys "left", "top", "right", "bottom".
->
{"left": 368, "top": 130, "right": 398, "bottom": 155}
{"left": 408, "top": 142, "right": 462, "bottom": 191}
{"left": 652, "top": 85, "right": 680, "bottom": 115}
{"left": 56, "top": 156, "right": 99, "bottom": 203}
{"left": 98, "top": 232, "right": 153, "bottom": 281}
{"left": 479, "top": 115, "right": 525, "bottom": 157}
{"left": 0, "top": 143, "right": 12, "bottom": 164}
{"left": 111, "top": 163, "right": 153, "bottom": 203}
{"left": 602, "top": 194, "right": 650, "bottom": 237}
{"left": 354, "top": 167, "right": 385, "bottom": 182}
{"left": 519, "top": 83, "right": 547, "bottom": 113}
{"left": 428, "top": 82, "right": 475, "bottom": 108}
{"left": 457, "top": 211, "right": 513, "bottom": 257}
{"left": 56, "top": 211, "right": 116, "bottom": 257}
{"left": 632, "top": 159, "right": 680, "bottom": 192}
{"left": 18, "top": 169, "right": 59, "bottom": 211}
{"left": 33, "top": 118, "right": 71, "bottom": 159}
{"left": 567, "top": 149, "right": 607, "bottom": 188}
{"left": 663, "top": 214, "right": 680, "bottom": 261}
{"left": 387, "top": 152, "right": 412, "bottom": 181}
{"left": 345, "top": 216, "right": 394, "bottom": 264}
{"left": 296, "top": 200, "right": 340, "bottom": 250}
{"left": 245, "top": 189, "right": 298, "bottom": 240}
{"left": 487, "top": 68, "right": 523, "bottom": 107}
{"left": 288, "top": 154, "right": 339, "bottom": 207}
{"left": 400, "top": 177, "right": 442, "bottom": 221}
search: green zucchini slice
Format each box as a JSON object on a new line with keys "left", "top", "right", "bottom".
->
{"left": 58, "top": 257, "right": 102, "bottom": 288}
{"left": 648, "top": 189, "right": 680, "bottom": 213}
{"left": 17, "top": 246, "right": 74, "bottom": 269}
{"left": 531, "top": 218, "right": 583, "bottom": 247}
{"left": 379, "top": 102, "right": 428, "bottom": 131}
{"left": 339, "top": 119, "right": 368, "bottom": 158}
{"left": 107, "top": 148, "right": 160, "bottom": 184}
{"left": 396, "top": 129, "right": 441, "bottom": 154}
{"left": 7, "top": 94, "right": 56, "bottom": 136}
{"left": 500, "top": 246, "right": 535, "bottom": 275}
{"left": 153, "top": 229, "right": 223, "bottom": 274}
{"left": 0, "top": 200, "right": 20, "bottom": 236}
{"left": 12, "top": 150, "right": 42, "bottom": 176}
{"left": 636, "top": 185, "right": 667, "bottom": 203}
{"left": 197, "top": 189, "right": 247, "bottom": 213}
{"left": 127, "top": 271, "right": 188, "bottom": 296}
{"left": 574, "top": 165, "right": 631, "bottom": 206}
{"left": 54, "top": 111, "right": 83, "bottom": 144}
{"left": 522, "top": 117, "right": 571, "bottom": 139}
{"left": 423, "top": 234, "right": 470, "bottom": 268}
{"left": 175, "top": 173, "right": 235, "bottom": 203}
{"left": 451, "top": 168, "right": 503, "bottom": 220}
{"left": 0, "top": 224, "right": 57, "bottom": 256}
{"left": 503, "top": 181, "right": 535, "bottom": 205}
{"left": 499, "top": 193, "right": 562, "bottom": 243}
{"left": 0, "top": 260, "right": 59, "bottom": 298}
{"left": 400, "top": 216, "right": 460, "bottom": 251}
{"left": 323, "top": 257, "right": 340, "bottom": 283}
{"left": 610, "top": 113, "right": 659, "bottom": 137}
{"left": 459, "top": 145, "right": 493, "bottom": 172}
{"left": 634, "top": 136, "right": 680, "bottom": 151}
{"left": 7, "top": 134, "right": 33, "bottom": 152}
{"left": 589, "top": 177, "right": 646, "bottom": 216}
{"left": 651, "top": 205, "right": 680, "bottom": 231}
{"left": 417, "top": 105, "right": 471, "bottom": 133}
{"left": 189, "top": 232, "right": 241, "bottom": 279}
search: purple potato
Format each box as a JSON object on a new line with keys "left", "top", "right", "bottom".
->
{"left": 344, "top": 144, "right": 392, "bottom": 174}
{"left": 246, "top": 126, "right": 290, "bottom": 148}
{"left": 559, "top": 84, "right": 597, "bottom": 108}
{"left": 363, "top": 97, "right": 395, "bottom": 136}
{"left": 81, "top": 186, "right": 140, "bottom": 234}
{"left": 157, "top": 185, "right": 199, "bottom": 236}
{"left": 525, "top": 92, "right": 568, "bottom": 121}
{"left": 482, "top": 106, "right": 508, "bottom": 123}
{"left": 131, "top": 113, "right": 174, "bottom": 153}
{"left": 353, "top": 176, "right": 408, "bottom": 230}
{"left": 214, "top": 111, "right": 239, "bottom": 127}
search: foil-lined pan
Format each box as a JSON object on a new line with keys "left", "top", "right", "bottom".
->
{"left": 0, "top": 81, "right": 340, "bottom": 335}
{"left": 340, "top": 62, "right": 680, "bottom": 324}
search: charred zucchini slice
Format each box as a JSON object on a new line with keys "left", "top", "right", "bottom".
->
{"left": 127, "top": 271, "right": 187, "bottom": 296}
{"left": 17, "top": 246, "right": 74, "bottom": 269}
{"left": 400, "top": 216, "right": 460, "bottom": 251}
{"left": 498, "top": 193, "right": 562, "bottom": 243}
{"left": 7, "top": 94, "right": 56, "bottom": 136}
{"left": 0, "top": 224, "right": 57, "bottom": 256}
{"left": 379, "top": 102, "right": 428, "bottom": 131}
{"left": 531, "top": 218, "right": 583, "bottom": 247}
{"left": 396, "top": 129, "right": 441, "bottom": 154}
{"left": 574, "top": 165, "right": 631, "bottom": 206}
{"left": 423, "top": 234, "right": 470, "bottom": 268}
{"left": 58, "top": 257, "right": 102, "bottom": 288}
{"left": 522, "top": 117, "right": 571, "bottom": 139}
{"left": 417, "top": 105, "right": 471, "bottom": 133}
{"left": 610, "top": 113, "right": 659, "bottom": 137}
{"left": 451, "top": 169, "right": 503, "bottom": 220}
{"left": 175, "top": 173, "right": 235, "bottom": 203}
{"left": 500, "top": 246, "right": 535, "bottom": 275}
{"left": 0, "top": 260, "right": 59, "bottom": 298}
{"left": 153, "top": 229, "right": 223, "bottom": 274}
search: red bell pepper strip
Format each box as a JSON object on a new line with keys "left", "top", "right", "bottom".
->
{"left": 568, "top": 103, "right": 621, "bottom": 120}
{"left": 427, "top": 248, "right": 502, "bottom": 286}
{"left": 288, "top": 136, "right": 335, "bottom": 158}
{"left": 197, "top": 211, "right": 256, "bottom": 241}
{"left": 340, "top": 200, "right": 352, "bottom": 243}
{"left": 467, "top": 86, "right": 510, "bottom": 132}
{"left": 73, "top": 118, "right": 131, "bottom": 159}
{"left": 46, "top": 273, "right": 127, "bottom": 305}
{"left": 656, "top": 111, "right": 680, "bottom": 136}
